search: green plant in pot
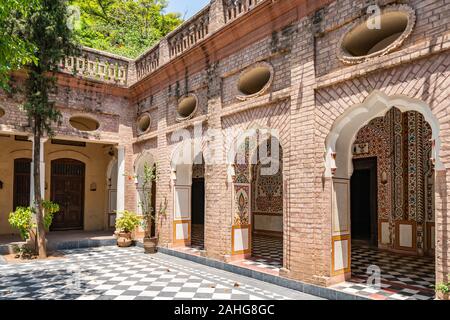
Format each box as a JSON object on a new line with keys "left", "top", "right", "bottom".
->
{"left": 115, "top": 210, "right": 141, "bottom": 247}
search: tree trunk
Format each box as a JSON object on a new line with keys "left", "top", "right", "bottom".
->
{"left": 33, "top": 121, "right": 47, "bottom": 259}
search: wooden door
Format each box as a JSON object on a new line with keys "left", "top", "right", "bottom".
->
{"left": 51, "top": 159, "right": 85, "bottom": 230}
{"left": 13, "top": 158, "right": 31, "bottom": 210}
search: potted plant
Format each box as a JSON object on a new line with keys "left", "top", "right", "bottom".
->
{"left": 115, "top": 210, "right": 141, "bottom": 247}
{"left": 436, "top": 282, "right": 449, "bottom": 300}
{"left": 137, "top": 163, "right": 159, "bottom": 253}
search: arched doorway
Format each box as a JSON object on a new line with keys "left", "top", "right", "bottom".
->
{"left": 326, "top": 92, "right": 439, "bottom": 299}
{"left": 250, "top": 140, "right": 283, "bottom": 265}
{"left": 230, "top": 131, "right": 284, "bottom": 269}
{"left": 170, "top": 140, "right": 205, "bottom": 249}
{"left": 50, "top": 159, "right": 85, "bottom": 230}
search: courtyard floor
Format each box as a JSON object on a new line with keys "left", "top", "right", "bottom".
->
{"left": 180, "top": 226, "right": 436, "bottom": 300}
{"left": 0, "top": 246, "right": 321, "bottom": 300}
{"left": 332, "top": 244, "right": 435, "bottom": 300}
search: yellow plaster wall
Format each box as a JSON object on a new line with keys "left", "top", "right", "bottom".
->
{"left": 0, "top": 136, "right": 32, "bottom": 235}
{"left": 0, "top": 136, "right": 112, "bottom": 235}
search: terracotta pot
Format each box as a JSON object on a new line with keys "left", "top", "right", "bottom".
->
{"left": 117, "top": 232, "right": 133, "bottom": 247}
{"left": 143, "top": 237, "right": 158, "bottom": 254}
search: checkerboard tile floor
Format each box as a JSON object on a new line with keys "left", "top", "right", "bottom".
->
{"left": 186, "top": 228, "right": 284, "bottom": 273}
{"left": 252, "top": 235, "right": 283, "bottom": 263}
{"left": 186, "top": 229, "right": 284, "bottom": 274}
{"left": 332, "top": 244, "right": 436, "bottom": 300}
{"left": 0, "top": 246, "right": 318, "bottom": 300}
{"left": 230, "top": 235, "right": 283, "bottom": 274}
{"left": 174, "top": 230, "right": 435, "bottom": 300}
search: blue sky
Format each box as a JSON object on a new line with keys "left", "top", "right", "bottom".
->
{"left": 165, "top": 0, "right": 210, "bottom": 19}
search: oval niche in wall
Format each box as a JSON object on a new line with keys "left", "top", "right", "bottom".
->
{"left": 237, "top": 65, "right": 272, "bottom": 97}
{"left": 137, "top": 113, "right": 151, "bottom": 134}
{"left": 338, "top": 5, "right": 416, "bottom": 64}
{"left": 69, "top": 115, "right": 100, "bottom": 132}
{"left": 177, "top": 95, "right": 198, "bottom": 121}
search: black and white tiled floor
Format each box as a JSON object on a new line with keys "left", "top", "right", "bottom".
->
{"left": 170, "top": 227, "right": 437, "bottom": 301}
{"left": 0, "top": 246, "right": 319, "bottom": 300}
{"left": 252, "top": 235, "right": 283, "bottom": 263}
{"left": 187, "top": 228, "right": 283, "bottom": 273}
{"left": 332, "top": 244, "right": 436, "bottom": 300}
{"left": 232, "top": 235, "right": 283, "bottom": 273}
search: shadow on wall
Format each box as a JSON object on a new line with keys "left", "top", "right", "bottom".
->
{"left": 421, "top": 35, "right": 441, "bottom": 110}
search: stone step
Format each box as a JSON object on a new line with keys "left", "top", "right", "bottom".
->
{"left": 0, "top": 238, "right": 117, "bottom": 256}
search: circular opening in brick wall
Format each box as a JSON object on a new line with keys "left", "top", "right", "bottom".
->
{"left": 338, "top": 5, "right": 415, "bottom": 64}
{"left": 237, "top": 65, "right": 273, "bottom": 98}
{"left": 0, "top": 107, "right": 4, "bottom": 118}
{"left": 69, "top": 115, "right": 100, "bottom": 132}
{"left": 177, "top": 95, "right": 198, "bottom": 121}
{"left": 137, "top": 113, "right": 151, "bottom": 134}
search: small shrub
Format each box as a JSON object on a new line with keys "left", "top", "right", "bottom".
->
{"left": 12, "top": 244, "right": 34, "bottom": 259}
{"left": 115, "top": 210, "right": 141, "bottom": 233}
{"left": 8, "top": 207, "right": 33, "bottom": 240}
{"left": 8, "top": 201, "right": 60, "bottom": 240}
{"left": 436, "top": 283, "right": 450, "bottom": 294}
{"left": 42, "top": 200, "right": 60, "bottom": 230}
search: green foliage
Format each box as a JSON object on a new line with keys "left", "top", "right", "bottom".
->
{"left": 8, "top": 207, "right": 33, "bottom": 240}
{"left": 138, "top": 163, "right": 158, "bottom": 237}
{"left": 115, "top": 210, "right": 141, "bottom": 233}
{"left": 8, "top": 201, "right": 60, "bottom": 240}
{"left": 0, "top": 0, "right": 38, "bottom": 90}
{"left": 139, "top": 163, "right": 158, "bottom": 216}
{"left": 22, "top": 0, "right": 80, "bottom": 137}
{"left": 436, "top": 283, "right": 450, "bottom": 294}
{"left": 10, "top": 0, "right": 81, "bottom": 257}
{"left": 42, "top": 200, "right": 60, "bottom": 230}
{"left": 70, "top": 0, "right": 182, "bottom": 58}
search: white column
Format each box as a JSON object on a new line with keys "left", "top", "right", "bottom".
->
{"left": 39, "top": 138, "right": 45, "bottom": 200}
{"left": 116, "top": 145, "right": 125, "bottom": 216}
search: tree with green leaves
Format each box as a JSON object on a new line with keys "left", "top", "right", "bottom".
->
{"left": 71, "top": 0, "right": 182, "bottom": 58}
{"left": 20, "top": 0, "right": 79, "bottom": 258}
{"left": 0, "top": 0, "right": 38, "bottom": 90}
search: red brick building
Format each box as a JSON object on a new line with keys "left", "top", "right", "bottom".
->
{"left": 0, "top": 0, "right": 449, "bottom": 299}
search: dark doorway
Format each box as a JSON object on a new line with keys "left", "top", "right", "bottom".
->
{"left": 51, "top": 159, "right": 85, "bottom": 230}
{"left": 191, "top": 178, "right": 205, "bottom": 225}
{"left": 13, "top": 158, "right": 31, "bottom": 210}
{"left": 191, "top": 177, "right": 205, "bottom": 248}
{"left": 351, "top": 158, "right": 378, "bottom": 246}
